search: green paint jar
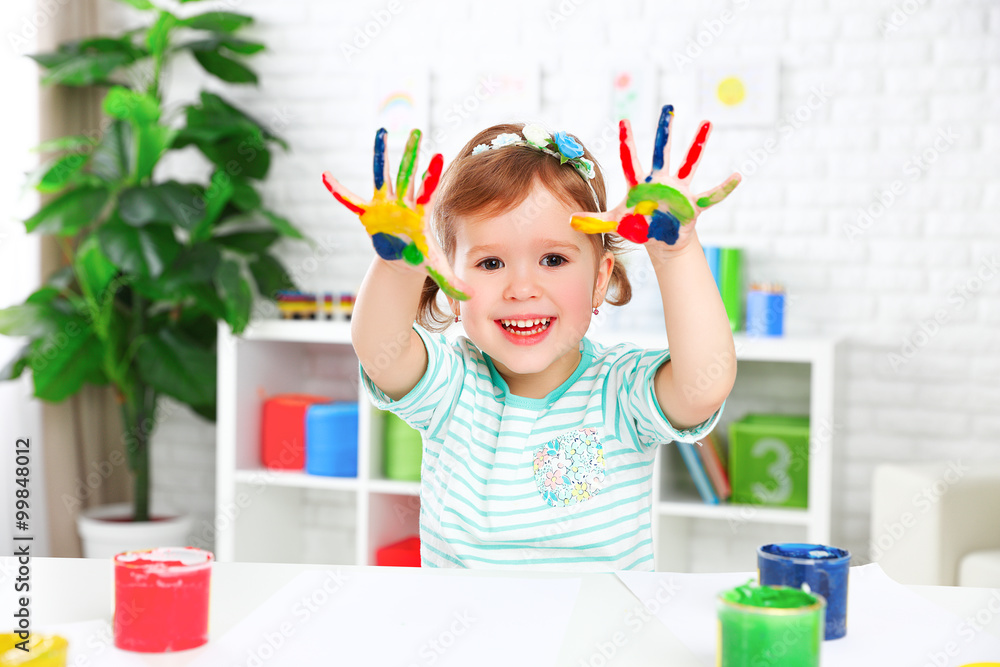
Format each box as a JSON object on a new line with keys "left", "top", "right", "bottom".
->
{"left": 717, "top": 582, "right": 825, "bottom": 667}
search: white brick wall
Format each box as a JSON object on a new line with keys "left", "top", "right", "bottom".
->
{"left": 103, "top": 0, "right": 999, "bottom": 568}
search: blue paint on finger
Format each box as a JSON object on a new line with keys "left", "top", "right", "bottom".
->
{"left": 648, "top": 209, "right": 681, "bottom": 245}
{"left": 651, "top": 105, "right": 674, "bottom": 173}
{"left": 374, "top": 128, "right": 388, "bottom": 191}
{"left": 372, "top": 232, "right": 407, "bottom": 260}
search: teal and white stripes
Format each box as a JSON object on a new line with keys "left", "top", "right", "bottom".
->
{"left": 361, "top": 324, "right": 721, "bottom": 571}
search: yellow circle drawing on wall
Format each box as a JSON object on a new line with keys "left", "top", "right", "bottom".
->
{"left": 717, "top": 76, "right": 746, "bottom": 107}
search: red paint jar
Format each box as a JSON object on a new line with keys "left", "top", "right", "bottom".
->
{"left": 113, "top": 547, "right": 213, "bottom": 652}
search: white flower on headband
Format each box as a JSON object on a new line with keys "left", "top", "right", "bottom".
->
{"left": 491, "top": 133, "right": 521, "bottom": 148}
{"left": 577, "top": 157, "right": 596, "bottom": 180}
{"left": 471, "top": 143, "right": 490, "bottom": 155}
{"left": 522, "top": 124, "right": 551, "bottom": 148}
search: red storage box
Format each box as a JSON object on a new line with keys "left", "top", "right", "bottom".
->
{"left": 376, "top": 536, "right": 421, "bottom": 567}
{"left": 261, "top": 394, "right": 331, "bottom": 469}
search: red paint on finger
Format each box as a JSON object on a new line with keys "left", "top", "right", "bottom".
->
{"left": 417, "top": 153, "right": 444, "bottom": 205}
{"left": 333, "top": 191, "right": 366, "bottom": 215}
{"left": 678, "top": 122, "right": 711, "bottom": 180}
{"left": 619, "top": 121, "right": 638, "bottom": 187}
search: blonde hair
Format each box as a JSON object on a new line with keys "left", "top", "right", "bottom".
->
{"left": 417, "top": 122, "right": 633, "bottom": 332}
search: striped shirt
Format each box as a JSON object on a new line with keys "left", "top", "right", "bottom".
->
{"left": 360, "top": 324, "right": 722, "bottom": 571}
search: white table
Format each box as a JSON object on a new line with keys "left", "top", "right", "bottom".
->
{"left": 3, "top": 557, "right": 1000, "bottom": 665}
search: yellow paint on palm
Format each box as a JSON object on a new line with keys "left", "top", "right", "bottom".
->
{"left": 634, "top": 200, "right": 657, "bottom": 216}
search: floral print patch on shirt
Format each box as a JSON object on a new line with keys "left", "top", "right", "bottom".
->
{"left": 533, "top": 428, "right": 607, "bottom": 508}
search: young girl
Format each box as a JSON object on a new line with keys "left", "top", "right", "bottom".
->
{"left": 323, "top": 106, "right": 740, "bottom": 570}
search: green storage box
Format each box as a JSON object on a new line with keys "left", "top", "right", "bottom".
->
{"left": 384, "top": 412, "right": 422, "bottom": 481}
{"left": 728, "top": 414, "right": 810, "bottom": 509}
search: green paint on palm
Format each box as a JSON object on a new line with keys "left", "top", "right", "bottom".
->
{"left": 396, "top": 129, "right": 422, "bottom": 205}
{"left": 403, "top": 242, "right": 423, "bottom": 265}
{"left": 427, "top": 266, "right": 468, "bottom": 301}
{"left": 626, "top": 183, "right": 695, "bottom": 222}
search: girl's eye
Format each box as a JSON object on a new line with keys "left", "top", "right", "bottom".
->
{"left": 541, "top": 254, "right": 566, "bottom": 267}
{"left": 477, "top": 258, "right": 503, "bottom": 271}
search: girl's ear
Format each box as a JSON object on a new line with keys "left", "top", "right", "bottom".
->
{"left": 594, "top": 250, "right": 615, "bottom": 304}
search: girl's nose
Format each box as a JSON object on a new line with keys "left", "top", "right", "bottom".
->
{"left": 502, "top": 265, "right": 541, "bottom": 300}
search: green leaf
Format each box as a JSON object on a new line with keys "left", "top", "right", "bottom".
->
{"left": 249, "top": 253, "right": 294, "bottom": 298}
{"left": 103, "top": 86, "right": 171, "bottom": 181}
{"left": 230, "top": 177, "right": 262, "bottom": 210}
{"left": 189, "top": 170, "right": 234, "bottom": 241}
{"left": 74, "top": 236, "right": 119, "bottom": 307}
{"left": 36, "top": 152, "right": 89, "bottom": 193}
{"left": 30, "top": 323, "right": 105, "bottom": 402}
{"left": 119, "top": 182, "right": 204, "bottom": 228}
{"left": 155, "top": 244, "right": 221, "bottom": 293}
{"left": 98, "top": 220, "right": 181, "bottom": 278}
{"left": 91, "top": 120, "right": 132, "bottom": 182}
{"left": 182, "top": 12, "right": 254, "bottom": 32}
{"left": 214, "top": 259, "right": 252, "bottom": 333}
{"left": 0, "top": 345, "right": 31, "bottom": 381}
{"left": 192, "top": 50, "right": 257, "bottom": 84}
{"left": 103, "top": 85, "right": 159, "bottom": 123}
{"left": 137, "top": 329, "right": 216, "bottom": 407}
{"left": 24, "top": 186, "right": 110, "bottom": 236}
{"left": 214, "top": 230, "right": 278, "bottom": 255}
{"left": 32, "top": 135, "right": 95, "bottom": 153}
{"left": 0, "top": 304, "right": 61, "bottom": 338}
{"left": 261, "top": 210, "right": 305, "bottom": 239}
{"left": 115, "top": 0, "right": 155, "bottom": 9}
{"left": 34, "top": 52, "right": 133, "bottom": 86}
{"left": 146, "top": 11, "right": 178, "bottom": 56}
{"left": 181, "top": 35, "right": 265, "bottom": 55}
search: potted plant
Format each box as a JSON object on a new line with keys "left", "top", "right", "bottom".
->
{"left": 0, "top": 0, "right": 301, "bottom": 556}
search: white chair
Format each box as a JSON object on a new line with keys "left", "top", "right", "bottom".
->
{"left": 870, "top": 461, "right": 1000, "bottom": 586}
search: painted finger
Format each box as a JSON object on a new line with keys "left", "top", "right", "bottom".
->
{"left": 695, "top": 172, "right": 742, "bottom": 211}
{"left": 570, "top": 197, "right": 629, "bottom": 234}
{"left": 421, "top": 221, "right": 473, "bottom": 301}
{"left": 618, "top": 120, "right": 643, "bottom": 188}
{"left": 373, "top": 128, "right": 394, "bottom": 199}
{"left": 416, "top": 153, "right": 444, "bottom": 206}
{"left": 650, "top": 104, "right": 674, "bottom": 179}
{"left": 396, "top": 129, "right": 422, "bottom": 206}
{"left": 321, "top": 172, "right": 368, "bottom": 216}
{"left": 677, "top": 121, "right": 711, "bottom": 182}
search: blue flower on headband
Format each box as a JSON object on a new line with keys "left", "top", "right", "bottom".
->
{"left": 491, "top": 133, "right": 521, "bottom": 148}
{"left": 553, "top": 131, "right": 584, "bottom": 160}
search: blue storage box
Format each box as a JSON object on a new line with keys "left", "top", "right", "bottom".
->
{"left": 305, "top": 402, "right": 359, "bottom": 477}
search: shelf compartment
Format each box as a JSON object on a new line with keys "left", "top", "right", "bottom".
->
{"left": 656, "top": 499, "right": 810, "bottom": 525}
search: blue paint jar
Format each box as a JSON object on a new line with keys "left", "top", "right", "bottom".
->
{"left": 757, "top": 543, "right": 850, "bottom": 640}
{"left": 305, "top": 402, "right": 359, "bottom": 477}
{"left": 745, "top": 290, "right": 785, "bottom": 336}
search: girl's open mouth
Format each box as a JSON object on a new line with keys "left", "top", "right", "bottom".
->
{"left": 495, "top": 317, "right": 554, "bottom": 345}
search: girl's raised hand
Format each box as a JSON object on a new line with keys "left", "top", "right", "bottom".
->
{"left": 571, "top": 105, "right": 741, "bottom": 252}
{"left": 322, "top": 128, "right": 471, "bottom": 300}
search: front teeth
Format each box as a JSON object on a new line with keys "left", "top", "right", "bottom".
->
{"left": 500, "top": 318, "right": 550, "bottom": 327}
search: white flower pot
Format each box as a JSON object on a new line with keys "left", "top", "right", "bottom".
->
{"left": 76, "top": 502, "right": 194, "bottom": 559}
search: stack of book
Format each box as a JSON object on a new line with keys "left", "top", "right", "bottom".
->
{"left": 674, "top": 431, "right": 731, "bottom": 505}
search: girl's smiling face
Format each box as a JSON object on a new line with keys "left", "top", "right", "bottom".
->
{"left": 449, "top": 180, "right": 614, "bottom": 398}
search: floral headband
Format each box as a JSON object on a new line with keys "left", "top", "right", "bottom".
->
{"left": 471, "top": 124, "right": 601, "bottom": 210}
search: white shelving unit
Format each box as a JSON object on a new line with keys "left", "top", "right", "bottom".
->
{"left": 215, "top": 320, "right": 838, "bottom": 570}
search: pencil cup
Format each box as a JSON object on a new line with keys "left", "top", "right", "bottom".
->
{"left": 717, "top": 583, "right": 825, "bottom": 667}
{"left": 757, "top": 543, "right": 850, "bottom": 640}
{"left": 113, "top": 547, "right": 213, "bottom": 652}
{"left": 745, "top": 290, "right": 784, "bottom": 337}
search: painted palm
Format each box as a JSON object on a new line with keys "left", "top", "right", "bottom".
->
{"left": 322, "top": 128, "right": 471, "bottom": 300}
{"left": 571, "top": 105, "right": 741, "bottom": 248}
